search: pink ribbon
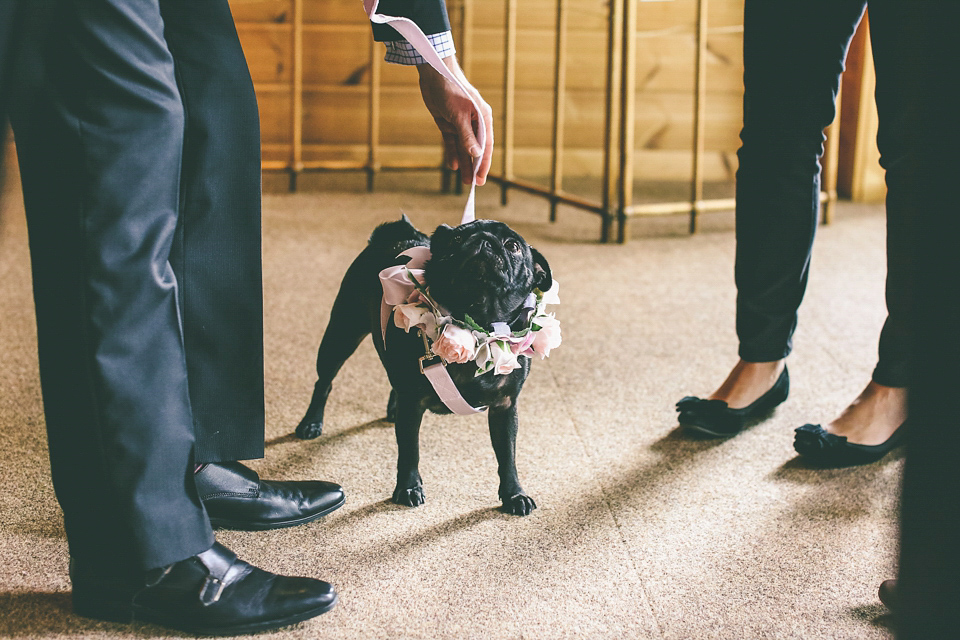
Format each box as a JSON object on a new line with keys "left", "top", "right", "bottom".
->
{"left": 366, "top": 1, "right": 487, "bottom": 415}
{"left": 378, "top": 246, "right": 484, "bottom": 415}
{"left": 363, "top": 0, "right": 484, "bottom": 225}
{"left": 379, "top": 246, "right": 432, "bottom": 342}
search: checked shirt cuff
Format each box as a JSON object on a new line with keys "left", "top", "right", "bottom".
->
{"left": 384, "top": 31, "right": 456, "bottom": 65}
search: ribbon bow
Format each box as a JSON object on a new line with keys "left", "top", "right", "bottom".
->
{"left": 379, "top": 246, "right": 433, "bottom": 342}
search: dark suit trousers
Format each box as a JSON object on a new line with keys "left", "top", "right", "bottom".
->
{"left": 740, "top": 1, "right": 959, "bottom": 636}
{"left": 9, "top": 0, "right": 264, "bottom": 569}
{"left": 868, "top": 1, "right": 960, "bottom": 637}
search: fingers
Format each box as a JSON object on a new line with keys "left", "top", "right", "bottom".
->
{"left": 453, "top": 110, "right": 481, "bottom": 185}
{"left": 451, "top": 94, "right": 493, "bottom": 186}
{"left": 416, "top": 57, "right": 494, "bottom": 186}
{"left": 439, "top": 126, "right": 459, "bottom": 171}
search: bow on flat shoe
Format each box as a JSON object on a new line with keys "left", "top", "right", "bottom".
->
{"left": 793, "top": 422, "right": 906, "bottom": 467}
{"left": 676, "top": 366, "right": 789, "bottom": 438}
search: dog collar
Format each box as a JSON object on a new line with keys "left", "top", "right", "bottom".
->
{"left": 378, "top": 248, "right": 561, "bottom": 415}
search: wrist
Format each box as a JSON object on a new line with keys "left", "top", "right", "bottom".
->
{"left": 417, "top": 55, "right": 459, "bottom": 78}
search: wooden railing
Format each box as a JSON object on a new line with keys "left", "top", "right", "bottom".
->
{"left": 234, "top": 0, "right": 838, "bottom": 242}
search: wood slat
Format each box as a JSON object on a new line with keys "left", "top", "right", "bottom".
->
{"left": 237, "top": 0, "right": 749, "bottom": 189}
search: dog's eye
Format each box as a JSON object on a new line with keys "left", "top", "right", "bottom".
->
{"left": 504, "top": 239, "right": 522, "bottom": 254}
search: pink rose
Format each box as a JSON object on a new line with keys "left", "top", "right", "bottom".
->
{"left": 510, "top": 331, "right": 537, "bottom": 358}
{"left": 481, "top": 340, "right": 521, "bottom": 375}
{"left": 531, "top": 315, "right": 561, "bottom": 359}
{"left": 431, "top": 324, "right": 478, "bottom": 364}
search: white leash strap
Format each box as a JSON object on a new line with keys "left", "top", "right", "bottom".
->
{"left": 367, "top": 1, "right": 486, "bottom": 414}
{"left": 422, "top": 362, "right": 485, "bottom": 414}
{"left": 418, "top": 330, "right": 485, "bottom": 415}
{"left": 363, "top": 0, "right": 485, "bottom": 225}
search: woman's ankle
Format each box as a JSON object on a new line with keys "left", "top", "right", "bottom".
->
{"left": 709, "top": 359, "right": 786, "bottom": 409}
{"left": 826, "top": 382, "right": 907, "bottom": 445}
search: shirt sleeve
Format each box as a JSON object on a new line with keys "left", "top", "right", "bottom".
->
{"left": 383, "top": 31, "right": 456, "bottom": 65}
{"left": 371, "top": 0, "right": 451, "bottom": 41}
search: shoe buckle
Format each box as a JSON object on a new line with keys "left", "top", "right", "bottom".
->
{"left": 199, "top": 575, "right": 226, "bottom": 606}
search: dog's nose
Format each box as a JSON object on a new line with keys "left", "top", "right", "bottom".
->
{"left": 466, "top": 235, "right": 493, "bottom": 254}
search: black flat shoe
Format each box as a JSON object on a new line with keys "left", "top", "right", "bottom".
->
{"left": 71, "top": 542, "right": 337, "bottom": 635}
{"left": 196, "top": 462, "right": 345, "bottom": 531}
{"left": 676, "top": 366, "right": 789, "bottom": 438}
{"left": 793, "top": 421, "right": 906, "bottom": 467}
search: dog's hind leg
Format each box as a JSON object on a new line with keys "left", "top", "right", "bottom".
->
{"left": 295, "top": 288, "right": 372, "bottom": 440}
{"left": 391, "top": 395, "right": 426, "bottom": 506}
{"left": 488, "top": 404, "right": 537, "bottom": 515}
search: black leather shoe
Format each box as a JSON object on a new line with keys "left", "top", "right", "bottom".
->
{"left": 878, "top": 579, "right": 898, "bottom": 611}
{"left": 676, "top": 366, "right": 789, "bottom": 437}
{"left": 196, "top": 462, "right": 344, "bottom": 531}
{"left": 71, "top": 542, "right": 337, "bottom": 635}
{"left": 793, "top": 421, "right": 906, "bottom": 467}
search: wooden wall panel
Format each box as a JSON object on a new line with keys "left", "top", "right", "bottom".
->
{"left": 837, "top": 14, "right": 884, "bottom": 202}
{"left": 230, "top": 0, "right": 748, "bottom": 183}
{"left": 236, "top": 26, "right": 293, "bottom": 84}
{"left": 256, "top": 91, "right": 294, "bottom": 144}
{"left": 231, "top": 0, "right": 293, "bottom": 24}
{"left": 301, "top": 30, "right": 370, "bottom": 86}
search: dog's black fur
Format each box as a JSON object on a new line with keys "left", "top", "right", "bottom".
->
{"left": 295, "top": 215, "right": 552, "bottom": 515}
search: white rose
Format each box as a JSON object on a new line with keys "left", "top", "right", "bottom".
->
{"left": 394, "top": 303, "right": 430, "bottom": 333}
{"left": 531, "top": 315, "right": 562, "bottom": 359}
{"left": 488, "top": 340, "right": 522, "bottom": 375}
{"left": 539, "top": 279, "right": 560, "bottom": 306}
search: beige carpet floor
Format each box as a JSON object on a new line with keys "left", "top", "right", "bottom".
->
{"left": 0, "top": 160, "right": 899, "bottom": 639}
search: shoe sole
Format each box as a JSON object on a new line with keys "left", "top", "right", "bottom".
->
{"left": 208, "top": 495, "right": 346, "bottom": 531}
{"left": 137, "top": 593, "right": 337, "bottom": 636}
{"left": 76, "top": 593, "right": 338, "bottom": 636}
{"left": 679, "top": 402, "right": 784, "bottom": 438}
{"left": 681, "top": 421, "right": 740, "bottom": 438}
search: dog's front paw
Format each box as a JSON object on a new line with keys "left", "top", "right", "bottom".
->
{"left": 502, "top": 493, "right": 537, "bottom": 516}
{"left": 295, "top": 419, "right": 323, "bottom": 440}
{"left": 392, "top": 485, "right": 425, "bottom": 507}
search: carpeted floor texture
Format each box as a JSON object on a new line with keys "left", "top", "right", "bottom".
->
{"left": 0, "top": 160, "right": 898, "bottom": 639}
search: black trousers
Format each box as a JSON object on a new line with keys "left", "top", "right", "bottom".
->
{"left": 8, "top": 0, "right": 264, "bottom": 569}
{"left": 735, "top": 0, "right": 910, "bottom": 388}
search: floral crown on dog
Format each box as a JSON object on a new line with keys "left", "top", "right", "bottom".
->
{"left": 392, "top": 264, "right": 561, "bottom": 376}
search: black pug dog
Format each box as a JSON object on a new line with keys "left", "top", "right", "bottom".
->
{"left": 295, "top": 216, "right": 554, "bottom": 515}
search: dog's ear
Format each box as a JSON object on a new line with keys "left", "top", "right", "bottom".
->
{"left": 430, "top": 224, "right": 455, "bottom": 252}
{"left": 531, "top": 247, "right": 552, "bottom": 292}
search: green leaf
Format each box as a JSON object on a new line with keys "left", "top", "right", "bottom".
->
{"left": 405, "top": 269, "right": 430, "bottom": 297}
{"left": 462, "top": 314, "right": 486, "bottom": 333}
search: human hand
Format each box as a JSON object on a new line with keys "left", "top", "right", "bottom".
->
{"left": 417, "top": 56, "right": 494, "bottom": 185}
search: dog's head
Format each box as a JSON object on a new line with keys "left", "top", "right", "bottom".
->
{"left": 423, "top": 220, "right": 551, "bottom": 330}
